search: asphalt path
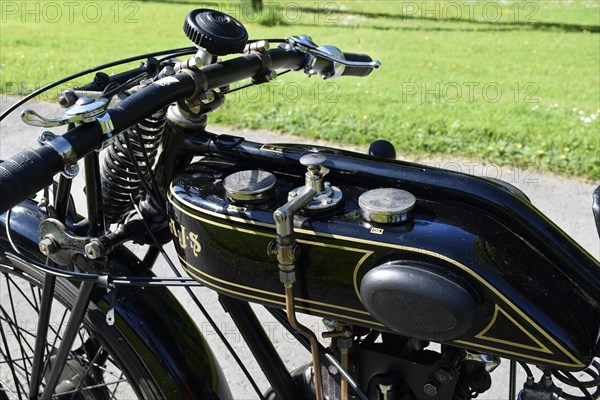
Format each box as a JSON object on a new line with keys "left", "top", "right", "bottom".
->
{"left": 1, "top": 97, "right": 599, "bottom": 399}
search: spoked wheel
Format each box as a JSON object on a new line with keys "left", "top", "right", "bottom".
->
{"left": 0, "top": 259, "right": 163, "bottom": 399}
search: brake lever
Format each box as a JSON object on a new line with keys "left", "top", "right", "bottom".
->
{"left": 287, "top": 35, "right": 381, "bottom": 69}
{"left": 21, "top": 97, "right": 110, "bottom": 128}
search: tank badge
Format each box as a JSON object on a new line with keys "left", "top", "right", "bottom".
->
{"left": 169, "top": 219, "right": 202, "bottom": 257}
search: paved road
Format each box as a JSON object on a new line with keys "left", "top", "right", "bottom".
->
{"left": 1, "top": 97, "right": 599, "bottom": 399}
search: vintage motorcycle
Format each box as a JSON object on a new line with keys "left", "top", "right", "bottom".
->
{"left": 0, "top": 8, "right": 599, "bottom": 400}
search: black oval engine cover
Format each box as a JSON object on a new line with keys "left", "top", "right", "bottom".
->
{"left": 360, "top": 261, "right": 478, "bottom": 342}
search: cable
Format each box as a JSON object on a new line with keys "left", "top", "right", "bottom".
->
{"left": 562, "top": 371, "right": 594, "bottom": 400}
{"left": 553, "top": 367, "right": 600, "bottom": 400}
{"left": 0, "top": 46, "right": 197, "bottom": 122}
{"left": 221, "top": 69, "right": 292, "bottom": 95}
{"left": 102, "top": 72, "right": 148, "bottom": 100}
{"left": 1, "top": 39, "right": 288, "bottom": 122}
{"left": 157, "top": 48, "right": 197, "bottom": 62}
{"left": 519, "top": 361, "right": 534, "bottom": 379}
{"left": 5, "top": 209, "right": 22, "bottom": 256}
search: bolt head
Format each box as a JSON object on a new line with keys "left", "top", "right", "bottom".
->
{"left": 199, "top": 90, "right": 216, "bottom": 104}
{"left": 423, "top": 381, "right": 438, "bottom": 396}
{"left": 39, "top": 237, "right": 58, "bottom": 256}
{"left": 58, "top": 91, "right": 77, "bottom": 108}
{"left": 84, "top": 240, "right": 104, "bottom": 260}
{"left": 63, "top": 163, "right": 80, "bottom": 178}
{"left": 266, "top": 70, "right": 278, "bottom": 81}
{"left": 159, "top": 66, "right": 175, "bottom": 77}
{"left": 38, "top": 131, "right": 56, "bottom": 145}
{"left": 191, "top": 56, "right": 204, "bottom": 68}
{"left": 434, "top": 366, "right": 455, "bottom": 383}
{"left": 274, "top": 211, "right": 286, "bottom": 223}
{"left": 322, "top": 318, "right": 337, "bottom": 330}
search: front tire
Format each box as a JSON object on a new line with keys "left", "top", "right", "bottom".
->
{"left": 0, "top": 258, "right": 164, "bottom": 399}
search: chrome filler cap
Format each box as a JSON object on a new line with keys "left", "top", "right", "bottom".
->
{"left": 358, "top": 188, "right": 416, "bottom": 224}
{"left": 224, "top": 170, "right": 276, "bottom": 203}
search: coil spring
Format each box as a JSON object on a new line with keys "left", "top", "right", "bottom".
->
{"left": 101, "top": 110, "right": 166, "bottom": 224}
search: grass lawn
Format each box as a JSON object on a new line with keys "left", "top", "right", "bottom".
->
{"left": 1, "top": 1, "right": 598, "bottom": 179}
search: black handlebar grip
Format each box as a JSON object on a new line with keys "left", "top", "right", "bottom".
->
{"left": 342, "top": 52, "right": 375, "bottom": 77}
{"left": 0, "top": 146, "right": 63, "bottom": 214}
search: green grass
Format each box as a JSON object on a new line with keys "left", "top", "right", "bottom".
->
{"left": 1, "top": 1, "right": 599, "bottom": 179}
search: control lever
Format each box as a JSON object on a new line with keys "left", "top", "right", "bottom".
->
{"left": 288, "top": 36, "right": 381, "bottom": 69}
{"left": 286, "top": 36, "right": 380, "bottom": 79}
{"left": 268, "top": 153, "right": 349, "bottom": 400}
{"left": 21, "top": 97, "right": 110, "bottom": 129}
{"left": 288, "top": 153, "right": 343, "bottom": 211}
{"left": 301, "top": 153, "right": 329, "bottom": 193}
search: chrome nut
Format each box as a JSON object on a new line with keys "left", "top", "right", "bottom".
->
{"left": 279, "top": 270, "right": 296, "bottom": 285}
{"left": 199, "top": 90, "right": 216, "bottom": 105}
{"left": 39, "top": 237, "right": 59, "bottom": 256}
{"left": 84, "top": 239, "right": 105, "bottom": 260}
{"left": 58, "top": 90, "right": 77, "bottom": 108}
{"left": 265, "top": 70, "right": 278, "bottom": 82}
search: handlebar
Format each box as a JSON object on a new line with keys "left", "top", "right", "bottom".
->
{"left": 0, "top": 44, "right": 373, "bottom": 214}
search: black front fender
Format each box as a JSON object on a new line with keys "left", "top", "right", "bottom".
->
{"left": 0, "top": 200, "right": 231, "bottom": 400}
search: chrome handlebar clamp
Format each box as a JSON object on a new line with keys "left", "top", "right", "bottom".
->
{"left": 37, "top": 131, "right": 80, "bottom": 178}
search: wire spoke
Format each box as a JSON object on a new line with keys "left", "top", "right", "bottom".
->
{"left": 68, "top": 344, "right": 105, "bottom": 400}
{"left": 1, "top": 265, "right": 138, "bottom": 398}
{"left": 51, "top": 378, "right": 129, "bottom": 397}
{"left": 43, "top": 307, "right": 69, "bottom": 378}
{"left": 109, "top": 371, "right": 125, "bottom": 400}
{"left": 0, "top": 379, "right": 19, "bottom": 399}
{"left": 0, "top": 317, "right": 25, "bottom": 398}
{"left": 4, "top": 278, "right": 32, "bottom": 384}
{"left": 6, "top": 275, "right": 38, "bottom": 311}
{"left": 29, "top": 285, "right": 40, "bottom": 313}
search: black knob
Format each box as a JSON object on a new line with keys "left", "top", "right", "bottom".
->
{"left": 183, "top": 9, "right": 248, "bottom": 56}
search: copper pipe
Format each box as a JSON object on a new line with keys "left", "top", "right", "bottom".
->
{"left": 341, "top": 346, "right": 349, "bottom": 400}
{"left": 284, "top": 283, "right": 324, "bottom": 400}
